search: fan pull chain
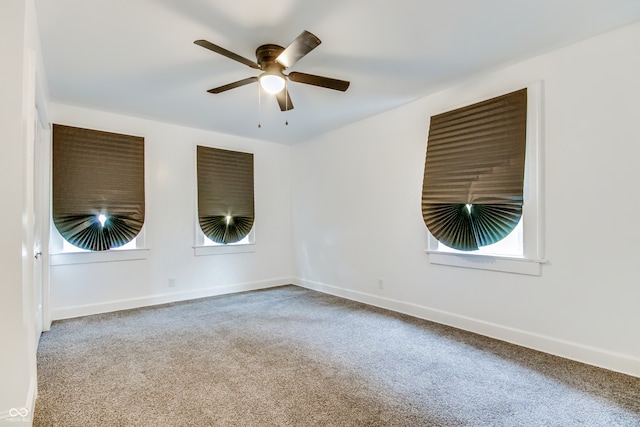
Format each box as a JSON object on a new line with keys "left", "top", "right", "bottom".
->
{"left": 257, "top": 84, "right": 262, "bottom": 128}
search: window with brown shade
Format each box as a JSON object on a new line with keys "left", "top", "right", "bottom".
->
{"left": 52, "top": 124, "right": 145, "bottom": 251}
{"left": 422, "top": 89, "right": 527, "bottom": 251}
{"left": 197, "top": 146, "right": 254, "bottom": 244}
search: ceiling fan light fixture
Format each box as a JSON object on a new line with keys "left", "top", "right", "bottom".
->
{"left": 196, "top": 31, "right": 349, "bottom": 111}
{"left": 259, "top": 74, "right": 285, "bottom": 94}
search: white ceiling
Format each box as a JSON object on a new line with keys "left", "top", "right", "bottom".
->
{"left": 35, "top": 0, "right": 640, "bottom": 144}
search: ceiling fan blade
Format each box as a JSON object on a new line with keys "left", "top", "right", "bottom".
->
{"left": 288, "top": 72, "right": 350, "bottom": 92}
{"left": 275, "top": 88, "right": 294, "bottom": 111}
{"left": 275, "top": 31, "right": 321, "bottom": 69}
{"left": 207, "top": 77, "right": 258, "bottom": 94}
{"left": 194, "top": 40, "right": 261, "bottom": 70}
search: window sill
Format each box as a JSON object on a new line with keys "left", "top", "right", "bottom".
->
{"left": 50, "top": 248, "right": 149, "bottom": 266}
{"left": 425, "top": 250, "right": 544, "bottom": 275}
{"left": 193, "top": 244, "right": 255, "bottom": 256}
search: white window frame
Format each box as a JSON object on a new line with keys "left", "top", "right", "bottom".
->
{"left": 192, "top": 143, "right": 256, "bottom": 256}
{"left": 48, "top": 124, "right": 149, "bottom": 266}
{"left": 50, "top": 221, "right": 148, "bottom": 265}
{"left": 193, "top": 222, "right": 255, "bottom": 256}
{"left": 425, "top": 81, "right": 544, "bottom": 275}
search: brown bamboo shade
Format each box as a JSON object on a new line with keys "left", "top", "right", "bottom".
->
{"left": 422, "top": 89, "right": 527, "bottom": 251}
{"left": 52, "top": 124, "right": 145, "bottom": 251}
{"left": 197, "top": 146, "right": 254, "bottom": 244}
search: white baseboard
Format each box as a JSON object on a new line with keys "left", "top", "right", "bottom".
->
{"left": 294, "top": 278, "right": 640, "bottom": 378}
{"left": 0, "top": 375, "right": 37, "bottom": 424}
{"left": 52, "top": 277, "right": 295, "bottom": 320}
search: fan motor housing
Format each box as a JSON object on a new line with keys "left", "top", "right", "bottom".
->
{"left": 256, "top": 44, "right": 285, "bottom": 70}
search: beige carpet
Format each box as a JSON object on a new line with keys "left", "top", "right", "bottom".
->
{"left": 34, "top": 285, "right": 640, "bottom": 426}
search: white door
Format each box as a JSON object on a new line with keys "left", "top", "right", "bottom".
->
{"left": 33, "top": 107, "right": 50, "bottom": 345}
{"left": 33, "top": 109, "right": 43, "bottom": 345}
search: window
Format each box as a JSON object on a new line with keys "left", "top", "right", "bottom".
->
{"left": 51, "top": 124, "right": 145, "bottom": 254}
{"left": 194, "top": 145, "right": 255, "bottom": 256}
{"left": 423, "top": 82, "right": 543, "bottom": 275}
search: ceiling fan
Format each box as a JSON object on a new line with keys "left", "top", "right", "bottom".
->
{"left": 194, "top": 31, "right": 350, "bottom": 111}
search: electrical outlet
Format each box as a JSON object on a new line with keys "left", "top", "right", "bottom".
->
{"left": 168, "top": 278, "right": 176, "bottom": 288}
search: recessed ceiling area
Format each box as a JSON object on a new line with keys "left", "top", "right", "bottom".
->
{"left": 35, "top": 0, "right": 640, "bottom": 144}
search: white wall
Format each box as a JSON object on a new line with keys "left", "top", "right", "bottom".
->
{"left": 49, "top": 104, "right": 294, "bottom": 319}
{"left": 291, "top": 21, "right": 640, "bottom": 377}
{"left": 0, "top": 0, "right": 45, "bottom": 422}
